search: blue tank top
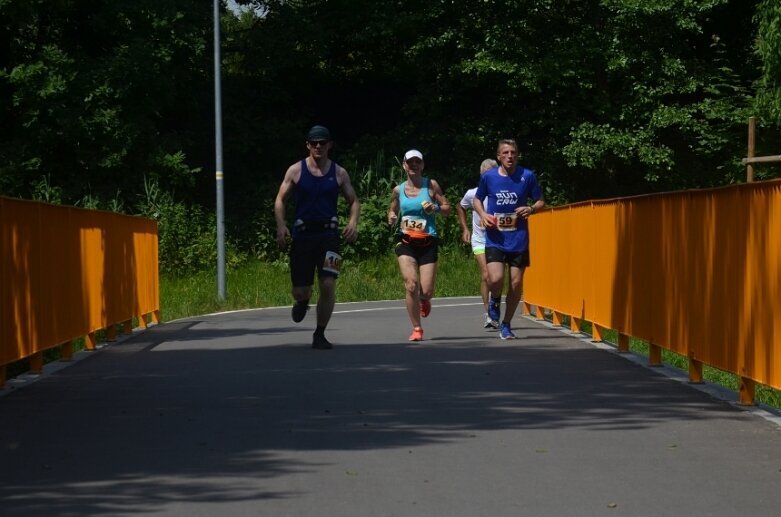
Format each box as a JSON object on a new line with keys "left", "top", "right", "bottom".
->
{"left": 293, "top": 159, "right": 339, "bottom": 238}
{"left": 398, "top": 177, "right": 437, "bottom": 238}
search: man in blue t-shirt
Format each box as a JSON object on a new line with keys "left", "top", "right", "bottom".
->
{"left": 472, "top": 139, "right": 544, "bottom": 340}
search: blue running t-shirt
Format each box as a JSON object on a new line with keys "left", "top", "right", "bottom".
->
{"left": 474, "top": 166, "right": 542, "bottom": 253}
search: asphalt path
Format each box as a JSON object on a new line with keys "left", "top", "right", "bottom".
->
{"left": 2, "top": 297, "right": 781, "bottom": 516}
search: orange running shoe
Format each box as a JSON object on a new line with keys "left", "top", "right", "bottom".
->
{"left": 420, "top": 298, "right": 431, "bottom": 318}
{"left": 408, "top": 326, "right": 424, "bottom": 341}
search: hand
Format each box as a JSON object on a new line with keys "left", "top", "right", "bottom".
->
{"left": 421, "top": 201, "right": 438, "bottom": 215}
{"left": 342, "top": 223, "right": 358, "bottom": 244}
{"left": 276, "top": 226, "right": 290, "bottom": 250}
{"left": 482, "top": 214, "right": 497, "bottom": 228}
{"left": 461, "top": 229, "right": 471, "bottom": 244}
{"left": 519, "top": 206, "right": 534, "bottom": 219}
{"left": 388, "top": 212, "right": 398, "bottom": 226}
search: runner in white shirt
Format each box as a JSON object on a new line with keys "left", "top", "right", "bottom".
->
{"left": 456, "top": 158, "right": 499, "bottom": 329}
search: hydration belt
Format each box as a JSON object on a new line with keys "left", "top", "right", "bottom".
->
{"left": 294, "top": 216, "right": 338, "bottom": 234}
{"left": 400, "top": 233, "right": 434, "bottom": 247}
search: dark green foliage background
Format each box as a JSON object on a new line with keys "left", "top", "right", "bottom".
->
{"left": 2, "top": 0, "right": 780, "bottom": 274}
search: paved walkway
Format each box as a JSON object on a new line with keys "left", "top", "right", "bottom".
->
{"left": 2, "top": 297, "right": 781, "bottom": 516}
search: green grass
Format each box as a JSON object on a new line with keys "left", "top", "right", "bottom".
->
{"left": 160, "top": 248, "right": 481, "bottom": 321}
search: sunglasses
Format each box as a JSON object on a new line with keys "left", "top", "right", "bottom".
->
{"left": 308, "top": 140, "right": 329, "bottom": 147}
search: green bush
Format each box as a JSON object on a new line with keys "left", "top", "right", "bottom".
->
{"left": 137, "top": 179, "right": 245, "bottom": 275}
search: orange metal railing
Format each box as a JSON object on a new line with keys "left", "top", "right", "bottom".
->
{"left": 1, "top": 197, "right": 159, "bottom": 386}
{"left": 524, "top": 179, "right": 781, "bottom": 404}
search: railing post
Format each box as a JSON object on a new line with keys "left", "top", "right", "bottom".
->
{"left": 522, "top": 301, "right": 531, "bottom": 316}
{"left": 617, "top": 333, "right": 629, "bottom": 353}
{"left": 151, "top": 310, "right": 161, "bottom": 324}
{"left": 85, "top": 332, "right": 98, "bottom": 351}
{"left": 552, "top": 311, "right": 563, "bottom": 327}
{"left": 689, "top": 357, "right": 703, "bottom": 384}
{"left": 122, "top": 320, "right": 133, "bottom": 335}
{"left": 591, "top": 323, "right": 604, "bottom": 342}
{"left": 61, "top": 341, "right": 74, "bottom": 362}
{"left": 649, "top": 343, "right": 662, "bottom": 366}
{"left": 570, "top": 316, "right": 581, "bottom": 333}
{"left": 106, "top": 325, "right": 118, "bottom": 342}
{"left": 535, "top": 305, "right": 545, "bottom": 320}
{"left": 29, "top": 352, "right": 43, "bottom": 374}
{"left": 747, "top": 116, "right": 755, "bottom": 182}
{"left": 738, "top": 377, "right": 756, "bottom": 406}
{"left": 137, "top": 314, "right": 148, "bottom": 329}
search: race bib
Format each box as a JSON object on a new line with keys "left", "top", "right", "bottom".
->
{"left": 322, "top": 251, "right": 342, "bottom": 274}
{"left": 401, "top": 216, "right": 427, "bottom": 233}
{"left": 494, "top": 212, "right": 518, "bottom": 231}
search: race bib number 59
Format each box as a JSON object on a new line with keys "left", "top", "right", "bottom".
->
{"left": 494, "top": 212, "right": 518, "bottom": 231}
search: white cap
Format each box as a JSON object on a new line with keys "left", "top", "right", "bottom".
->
{"left": 404, "top": 149, "right": 423, "bottom": 161}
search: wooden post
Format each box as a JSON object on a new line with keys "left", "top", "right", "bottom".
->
{"left": 617, "top": 333, "right": 629, "bottom": 353}
{"left": 689, "top": 358, "right": 703, "bottom": 384}
{"left": 747, "top": 116, "right": 755, "bottom": 182}
{"left": 521, "top": 301, "right": 531, "bottom": 316}
{"left": 106, "top": 325, "right": 118, "bottom": 342}
{"left": 61, "top": 341, "right": 74, "bottom": 362}
{"left": 592, "top": 323, "right": 604, "bottom": 342}
{"left": 151, "top": 310, "right": 161, "bottom": 324}
{"left": 535, "top": 305, "right": 545, "bottom": 321}
{"left": 738, "top": 377, "right": 756, "bottom": 406}
{"left": 29, "top": 352, "right": 44, "bottom": 373}
{"left": 137, "top": 314, "right": 148, "bottom": 329}
{"left": 552, "top": 311, "right": 563, "bottom": 327}
{"left": 570, "top": 316, "right": 581, "bottom": 333}
{"left": 649, "top": 343, "right": 662, "bottom": 366}
{"left": 85, "top": 332, "right": 97, "bottom": 351}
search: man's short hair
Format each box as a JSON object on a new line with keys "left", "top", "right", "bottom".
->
{"left": 496, "top": 139, "right": 518, "bottom": 153}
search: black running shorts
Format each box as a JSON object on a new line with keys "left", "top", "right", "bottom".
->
{"left": 290, "top": 233, "right": 342, "bottom": 287}
{"left": 485, "top": 247, "right": 530, "bottom": 268}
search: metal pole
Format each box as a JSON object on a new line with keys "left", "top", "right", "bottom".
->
{"left": 747, "top": 116, "right": 756, "bottom": 183}
{"left": 214, "top": 0, "right": 226, "bottom": 300}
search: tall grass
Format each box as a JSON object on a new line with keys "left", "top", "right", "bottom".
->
{"left": 161, "top": 247, "right": 480, "bottom": 322}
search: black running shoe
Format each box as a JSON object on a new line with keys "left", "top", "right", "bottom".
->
{"left": 292, "top": 301, "right": 309, "bottom": 323}
{"left": 312, "top": 333, "right": 333, "bottom": 350}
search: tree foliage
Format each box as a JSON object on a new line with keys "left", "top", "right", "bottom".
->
{"left": 756, "top": 0, "right": 781, "bottom": 124}
{"left": 1, "top": 0, "right": 778, "bottom": 271}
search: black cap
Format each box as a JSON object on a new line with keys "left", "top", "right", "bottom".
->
{"left": 306, "top": 125, "right": 331, "bottom": 141}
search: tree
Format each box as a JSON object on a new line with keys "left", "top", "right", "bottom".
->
{"left": 0, "top": 0, "right": 210, "bottom": 205}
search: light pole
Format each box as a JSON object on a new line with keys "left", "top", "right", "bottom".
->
{"left": 213, "top": 0, "right": 226, "bottom": 301}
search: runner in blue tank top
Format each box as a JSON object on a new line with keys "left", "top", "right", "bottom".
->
{"left": 473, "top": 139, "right": 544, "bottom": 340}
{"left": 274, "top": 125, "right": 361, "bottom": 350}
{"left": 388, "top": 149, "right": 451, "bottom": 342}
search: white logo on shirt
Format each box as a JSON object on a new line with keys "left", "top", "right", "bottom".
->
{"left": 496, "top": 192, "right": 518, "bottom": 205}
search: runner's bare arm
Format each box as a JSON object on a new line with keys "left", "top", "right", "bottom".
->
{"left": 274, "top": 163, "right": 300, "bottom": 249}
{"left": 429, "top": 179, "right": 451, "bottom": 216}
{"left": 388, "top": 186, "right": 400, "bottom": 226}
{"left": 337, "top": 166, "right": 360, "bottom": 244}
